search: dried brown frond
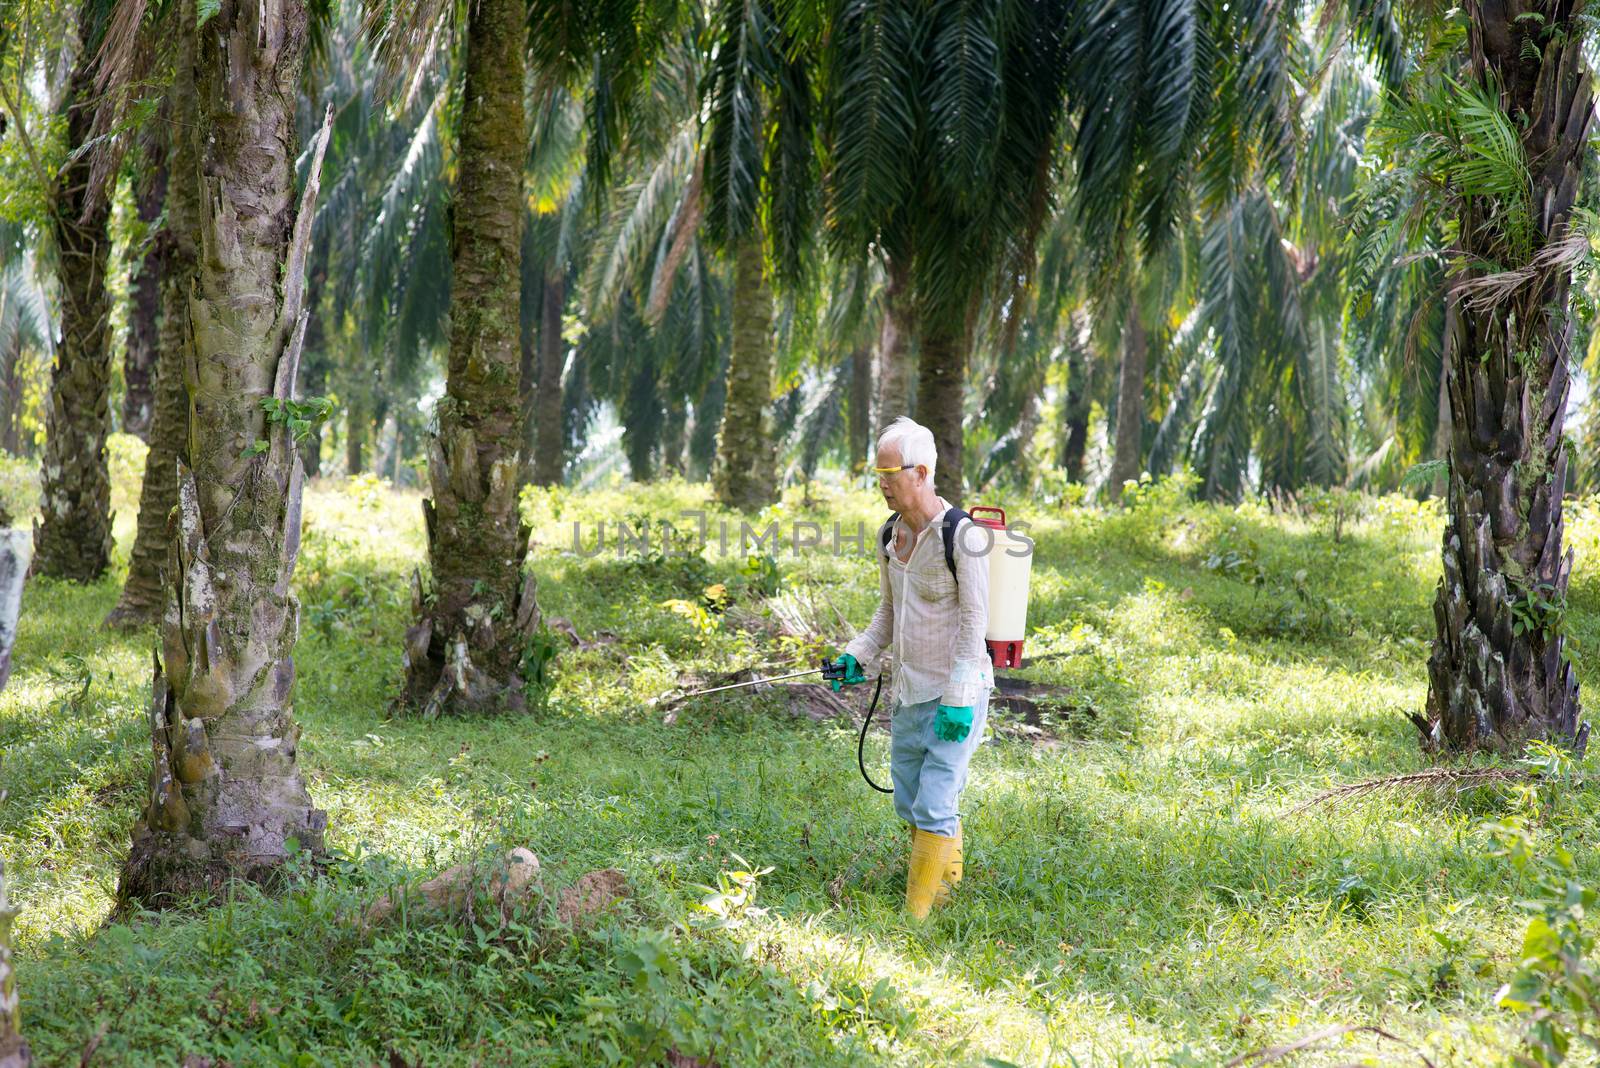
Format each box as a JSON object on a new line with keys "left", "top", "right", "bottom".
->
{"left": 644, "top": 151, "right": 704, "bottom": 326}
{"left": 1451, "top": 228, "right": 1592, "bottom": 314}
{"left": 1287, "top": 766, "right": 1536, "bottom": 816}
{"left": 359, "top": 0, "right": 454, "bottom": 107}
{"left": 81, "top": 0, "right": 157, "bottom": 221}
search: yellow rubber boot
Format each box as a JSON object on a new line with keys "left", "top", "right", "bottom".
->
{"left": 934, "top": 822, "right": 962, "bottom": 907}
{"left": 906, "top": 828, "right": 958, "bottom": 919}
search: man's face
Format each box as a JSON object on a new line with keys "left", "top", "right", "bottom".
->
{"left": 875, "top": 445, "right": 922, "bottom": 510}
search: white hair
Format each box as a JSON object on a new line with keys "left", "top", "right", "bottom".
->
{"left": 877, "top": 416, "right": 937, "bottom": 481}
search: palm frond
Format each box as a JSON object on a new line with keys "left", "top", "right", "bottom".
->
{"left": 821, "top": 0, "right": 921, "bottom": 248}
{"left": 583, "top": 126, "right": 696, "bottom": 322}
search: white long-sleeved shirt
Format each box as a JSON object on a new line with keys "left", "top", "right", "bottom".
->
{"left": 843, "top": 498, "right": 994, "bottom": 708}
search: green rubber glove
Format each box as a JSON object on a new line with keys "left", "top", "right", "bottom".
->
{"left": 830, "top": 653, "right": 866, "bottom": 692}
{"left": 934, "top": 704, "right": 974, "bottom": 742}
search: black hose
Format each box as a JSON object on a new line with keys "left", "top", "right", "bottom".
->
{"left": 857, "top": 673, "right": 893, "bottom": 793}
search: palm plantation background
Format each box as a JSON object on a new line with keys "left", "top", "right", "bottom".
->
{"left": 2, "top": 1, "right": 1600, "bottom": 1065}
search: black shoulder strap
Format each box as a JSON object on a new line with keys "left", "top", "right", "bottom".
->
{"left": 941, "top": 508, "right": 969, "bottom": 581}
{"left": 880, "top": 510, "right": 967, "bottom": 582}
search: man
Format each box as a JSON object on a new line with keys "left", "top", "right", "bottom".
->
{"left": 831, "top": 416, "right": 993, "bottom": 919}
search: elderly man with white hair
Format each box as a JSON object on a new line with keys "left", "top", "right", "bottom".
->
{"left": 829, "top": 416, "right": 994, "bottom": 919}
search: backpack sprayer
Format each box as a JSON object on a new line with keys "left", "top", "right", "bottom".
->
{"left": 660, "top": 506, "right": 1034, "bottom": 793}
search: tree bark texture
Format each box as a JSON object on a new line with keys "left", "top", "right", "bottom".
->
{"left": 873, "top": 256, "right": 914, "bottom": 430}
{"left": 533, "top": 271, "right": 566, "bottom": 486}
{"left": 1106, "top": 305, "right": 1147, "bottom": 503}
{"left": 122, "top": 148, "right": 167, "bottom": 441}
{"left": 914, "top": 318, "right": 967, "bottom": 506}
{"left": 401, "top": 0, "right": 538, "bottom": 718}
{"left": 0, "top": 859, "right": 27, "bottom": 1068}
{"left": 344, "top": 391, "right": 364, "bottom": 475}
{"left": 848, "top": 344, "right": 871, "bottom": 473}
{"left": 712, "top": 237, "right": 776, "bottom": 511}
{"left": 662, "top": 399, "right": 686, "bottom": 476}
{"left": 1061, "top": 334, "right": 1092, "bottom": 482}
{"left": 106, "top": 85, "right": 198, "bottom": 630}
{"left": 1419, "top": 1, "right": 1591, "bottom": 754}
{"left": 118, "top": 0, "right": 329, "bottom": 907}
{"left": 34, "top": 7, "right": 114, "bottom": 583}
{"left": 0, "top": 336, "right": 20, "bottom": 458}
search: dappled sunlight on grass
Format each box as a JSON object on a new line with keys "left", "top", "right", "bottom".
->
{"left": 6, "top": 475, "right": 1600, "bottom": 1064}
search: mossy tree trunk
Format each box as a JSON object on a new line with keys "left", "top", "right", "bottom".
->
{"left": 1060, "top": 333, "right": 1092, "bottom": 482}
{"left": 533, "top": 271, "right": 566, "bottom": 486}
{"left": 0, "top": 858, "right": 26, "bottom": 1068}
{"left": 106, "top": 87, "right": 198, "bottom": 630}
{"left": 1106, "top": 304, "right": 1147, "bottom": 504}
{"left": 1418, "top": 2, "right": 1591, "bottom": 754}
{"left": 914, "top": 316, "right": 967, "bottom": 506}
{"left": 122, "top": 146, "right": 166, "bottom": 441}
{"left": 712, "top": 236, "right": 776, "bottom": 511}
{"left": 118, "top": 0, "right": 329, "bottom": 907}
{"left": 34, "top": 1, "right": 114, "bottom": 582}
{"left": 401, "top": 0, "right": 538, "bottom": 717}
{"left": 873, "top": 255, "right": 913, "bottom": 428}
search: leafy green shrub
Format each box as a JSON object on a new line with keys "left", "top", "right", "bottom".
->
{"left": 1483, "top": 745, "right": 1600, "bottom": 1067}
{"left": 737, "top": 552, "right": 782, "bottom": 599}
{"left": 1490, "top": 818, "right": 1598, "bottom": 1066}
{"left": 519, "top": 624, "right": 562, "bottom": 710}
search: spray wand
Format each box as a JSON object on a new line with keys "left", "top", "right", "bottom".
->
{"left": 654, "top": 659, "right": 895, "bottom": 794}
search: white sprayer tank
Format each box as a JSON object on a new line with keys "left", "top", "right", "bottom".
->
{"left": 968, "top": 507, "right": 1032, "bottom": 668}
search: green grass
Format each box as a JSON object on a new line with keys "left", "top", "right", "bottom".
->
{"left": 3, "top": 469, "right": 1598, "bottom": 1066}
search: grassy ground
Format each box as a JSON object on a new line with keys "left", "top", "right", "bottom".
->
{"left": 3, "top": 464, "right": 1599, "bottom": 1066}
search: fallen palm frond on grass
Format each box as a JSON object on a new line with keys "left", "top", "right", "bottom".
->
{"left": 1287, "top": 766, "right": 1540, "bottom": 816}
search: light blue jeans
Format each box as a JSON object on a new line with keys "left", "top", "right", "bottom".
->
{"left": 890, "top": 693, "right": 989, "bottom": 837}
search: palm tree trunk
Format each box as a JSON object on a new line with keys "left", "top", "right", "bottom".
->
{"left": 689, "top": 352, "right": 727, "bottom": 480}
{"left": 122, "top": 148, "right": 166, "bottom": 441}
{"left": 915, "top": 316, "right": 967, "bottom": 505}
{"left": 623, "top": 364, "right": 661, "bottom": 482}
{"left": 0, "top": 858, "right": 27, "bottom": 1068}
{"left": 848, "top": 344, "right": 871, "bottom": 472}
{"left": 106, "top": 92, "right": 198, "bottom": 630}
{"left": 0, "top": 335, "right": 20, "bottom": 458}
{"left": 712, "top": 236, "right": 775, "bottom": 511}
{"left": 34, "top": 4, "right": 113, "bottom": 582}
{"left": 1106, "top": 304, "right": 1147, "bottom": 503}
{"left": 873, "top": 255, "right": 914, "bottom": 428}
{"left": 662, "top": 399, "right": 686, "bottom": 475}
{"left": 1419, "top": 3, "right": 1591, "bottom": 754}
{"left": 533, "top": 270, "right": 565, "bottom": 486}
{"left": 344, "top": 390, "right": 364, "bottom": 475}
{"left": 1060, "top": 333, "right": 1092, "bottom": 482}
{"left": 118, "top": 0, "right": 328, "bottom": 906}
{"left": 401, "top": 0, "right": 537, "bottom": 717}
